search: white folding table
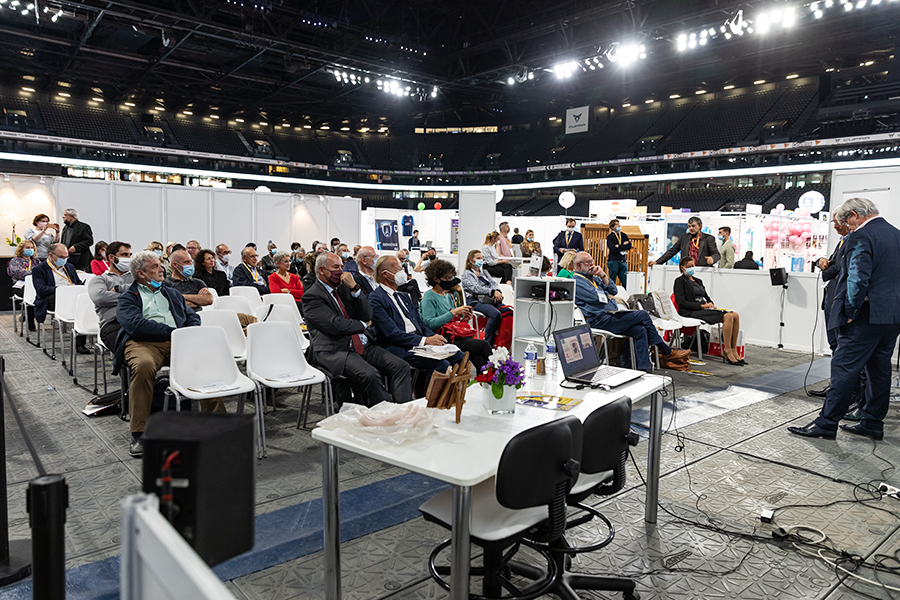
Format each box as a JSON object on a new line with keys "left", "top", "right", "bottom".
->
{"left": 312, "top": 370, "right": 668, "bottom": 600}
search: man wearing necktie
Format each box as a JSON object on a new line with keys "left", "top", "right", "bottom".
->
{"left": 553, "top": 218, "right": 584, "bottom": 267}
{"left": 303, "top": 253, "right": 412, "bottom": 406}
{"left": 369, "top": 256, "right": 466, "bottom": 384}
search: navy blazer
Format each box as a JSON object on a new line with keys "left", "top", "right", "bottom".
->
{"left": 31, "top": 260, "right": 83, "bottom": 323}
{"left": 369, "top": 285, "right": 434, "bottom": 349}
{"left": 231, "top": 262, "right": 269, "bottom": 294}
{"left": 553, "top": 230, "right": 584, "bottom": 259}
{"left": 112, "top": 282, "right": 200, "bottom": 375}
{"left": 829, "top": 217, "right": 900, "bottom": 329}
{"left": 352, "top": 271, "right": 375, "bottom": 295}
{"left": 821, "top": 237, "right": 846, "bottom": 311}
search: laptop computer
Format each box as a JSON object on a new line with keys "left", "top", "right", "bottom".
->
{"left": 553, "top": 324, "right": 645, "bottom": 387}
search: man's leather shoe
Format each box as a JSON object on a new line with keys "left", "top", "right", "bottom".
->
{"left": 76, "top": 346, "right": 92, "bottom": 355}
{"left": 787, "top": 422, "right": 836, "bottom": 440}
{"left": 840, "top": 423, "right": 883, "bottom": 441}
{"left": 843, "top": 406, "right": 862, "bottom": 422}
{"left": 129, "top": 437, "right": 144, "bottom": 458}
{"left": 807, "top": 387, "right": 829, "bottom": 398}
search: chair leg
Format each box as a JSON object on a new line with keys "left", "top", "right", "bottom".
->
{"left": 255, "top": 386, "right": 267, "bottom": 459}
{"left": 101, "top": 349, "right": 108, "bottom": 395}
{"left": 71, "top": 332, "right": 79, "bottom": 380}
{"left": 296, "top": 386, "right": 311, "bottom": 430}
{"left": 91, "top": 344, "right": 98, "bottom": 395}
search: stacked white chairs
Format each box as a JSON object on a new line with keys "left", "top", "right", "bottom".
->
{"left": 72, "top": 294, "right": 100, "bottom": 386}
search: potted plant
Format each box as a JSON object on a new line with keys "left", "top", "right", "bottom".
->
{"left": 471, "top": 347, "right": 525, "bottom": 414}
{"left": 1, "top": 212, "right": 23, "bottom": 251}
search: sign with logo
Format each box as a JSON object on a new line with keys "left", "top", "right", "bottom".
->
{"left": 798, "top": 190, "right": 826, "bottom": 213}
{"left": 375, "top": 219, "right": 399, "bottom": 251}
{"left": 565, "top": 105, "right": 589, "bottom": 135}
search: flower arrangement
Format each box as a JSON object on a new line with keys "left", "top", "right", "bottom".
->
{"left": 471, "top": 347, "right": 525, "bottom": 399}
{"left": 0, "top": 213, "right": 23, "bottom": 247}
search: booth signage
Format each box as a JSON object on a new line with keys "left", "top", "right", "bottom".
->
{"left": 375, "top": 219, "right": 400, "bottom": 251}
{"left": 565, "top": 106, "right": 590, "bottom": 135}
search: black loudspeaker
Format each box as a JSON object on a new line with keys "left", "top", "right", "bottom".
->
{"left": 142, "top": 412, "right": 255, "bottom": 566}
{"left": 769, "top": 267, "right": 788, "bottom": 286}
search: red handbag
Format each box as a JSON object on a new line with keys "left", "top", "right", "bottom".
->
{"left": 438, "top": 318, "right": 477, "bottom": 341}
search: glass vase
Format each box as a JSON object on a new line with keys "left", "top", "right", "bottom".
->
{"left": 482, "top": 383, "right": 517, "bottom": 415}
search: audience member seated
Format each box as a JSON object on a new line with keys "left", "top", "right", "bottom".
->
{"left": 146, "top": 241, "right": 164, "bottom": 258}
{"left": 32, "top": 243, "right": 88, "bottom": 353}
{"left": 290, "top": 243, "right": 306, "bottom": 276}
{"left": 231, "top": 246, "right": 269, "bottom": 294}
{"left": 8, "top": 239, "right": 39, "bottom": 331}
{"left": 673, "top": 257, "right": 744, "bottom": 365}
{"left": 259, "top": 241, "right": 278, "bottom": 279}
{"left": 185, "top": 240, "right": 201, "bottom": 263}
{"left": 268, "top": 250, "right": 304, "bottom": 311}
{"left": 650, "top": 216, "right": 720, "bottom": 268}
{"left": 352, "top": 246, "right": 377, "bottom": 294}
{"left": 419, "top": 258, "right": 492, "bottom": 370}
{"left": 24, "top": 213, "right": 59, "bottom": 260}
{"left": 572, "top": 252, "right": 688, "bottom": 372}
{"left": 519, "top": 229, "right": 542, "bottom": 258}
{"left": 165, "top": 249, "right": 214, "bottom": 312}
{"left": 303, "top": 253, "right": 412, "bottom": 406}
{"left": 352, "top": 244, "right": 361, "bottom": 257}
{"left": 300, "top": 251, "right": 319, "bottom": 292}
{"left": 88, "top": 241, "right": 133, "bottom": 352}
{"left": 461, "top": 249, "right": 514, "bottom": 346}
{"left": 329, "top": 238, "right": 341, "bottom": 253}
{"left": 481, "top": 231, "right": 514, "bottom": 285}
{"left": 215, "top": 243, "right": 235, "bottom": 281}
{"left": 161, "top": 241, "right": 178, "bottom": 276}
{"left": 733, "top": 251, "right": 760, "bottom": 270}
{"left": 511, "top": 227, "right": 524, "bottom": 245}
{"left": 413, "top": 247, "right": 436, "bottom": 273}
{"left": 113, "top": 251, "right": 221, "bottom": 458}
{"left": 370, "top": 256, "right": 466, "bottom": 386}
{"left": 396, "top": 249, "right": 411, "bottom": 275}
{"left": 557, "top": 250, "right": 577, "bottom": 278}
{"left": 91, "top": 241, "right": 109, "bottom": 275}
{"left": 194, "top": 249, "right": 230, "bottom": 297}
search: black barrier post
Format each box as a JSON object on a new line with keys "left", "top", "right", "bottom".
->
{"left": 27, "top": 474, "right": 68, "bottom": 599}
{"left": 0, "top": 356, "right": 32, "bottom": 586}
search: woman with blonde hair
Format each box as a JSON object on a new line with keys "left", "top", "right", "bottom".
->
{"left": 480, "top": 231, "right": 513, "bottom": 285}
{"left": 557, "top": 250, "right": 577, "bottom": 278}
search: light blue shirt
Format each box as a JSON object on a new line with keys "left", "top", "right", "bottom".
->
{"left": 137, "top": 283, "right": 176, "bottom": 328}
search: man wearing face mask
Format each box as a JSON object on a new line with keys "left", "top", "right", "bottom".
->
{"left": 338, "top": 244, "right": 358, "bottom": 273}
{"left": 88, "top": 241, "right": 134, "bottom": 352}
{"left": 59, "top": 208, "right": 93, "bottom": 272}
{"left": 303, "top": 253, "right": 412, "bottom": 406}
{"left": 232, "top": 246, "right": 269, "bottom": 295}
{"left": 215, "top": 244, "right": 234, "bottom": 282}
{"left": 32, "top": 242, "right": 89, "bottom": 352}
{"left": 717, "top": 227, "right": 735, "bottom": 269}
{"left": 259, "top": 241, "right": 279, "bottom": 279}
{"left": 164, "top": 249, "right": 213, "bottom": 312}
{"left": 553, "top": 218, "right": 584, "bottom": 268}
{"left": 370, "top": 256, "right": 466, "bottom": 387}
{"left": 650, "top": 216, "right": 719, "bottom": 268}
{"left": 606, "top": 219, "right": 632, "bottom": 287}
{"left": 351, "top": 246, "right": 378, "bottom": 294}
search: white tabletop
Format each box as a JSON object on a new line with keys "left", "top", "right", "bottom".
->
{"left": 312, "top": 371, "right": 667, "bottom": 488}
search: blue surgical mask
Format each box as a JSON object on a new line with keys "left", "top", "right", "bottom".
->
{"left": 148, "top": 279, "right": 162, "bottom": 289}
{"left": 526, "top": 237, "right": 534, "bottom": 242}
{"left": 341, "top": 252, "right": 350, "bottom": 260}
{"left": 270, "top": 248, "right": 277, "bottom": 255}
{"left": 684, "top": 267, "right": 696, "bottom": 276}
{"left": 24, "top": 248, "right": 34, "bottom": 257}
{"left": 474, "top": 259, "right": 484, "bottom": 268}
{"left": 615, "top": 226, "right": 622, "bottom": 233}
{"left": 181, "top": 264, "right": 195, "bottom": 278}
{"left": 717, "top": 235, "right": 724, "bottom": 242}
{"left": 54, "top": 257, "right": 67, "bottom": 268}
{"left": 153, "top": 250, "right": 162, "bottom": 257}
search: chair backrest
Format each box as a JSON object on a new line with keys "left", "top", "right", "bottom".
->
{"left": 170, "top": 326, "right": 243, "bottom": 389}
{"left": 255, "top": 303, "right": 308, "bottom": 350}
{"left": 214, "top": 295, "right": 254, "bottom": 315}
{"left": 74, "top": 293, "right": 100, "bottom": 334}
{"left": 410, "top": 269, "right": 428, "bottom": 290}
{"left": 659, "top": 293, "right": 680, "bottom": 319}
{"left": 23, "top": 275, "right": 36, "bottom": 304}
{"left": 230, "top": 286, "right": 263, "bottom": 306}
{"left": 650, "top": 292, "right": 676, "bottom": 321}
{"left": 573, "top": 305, "right": 585, "bottom": 325}
{"left": 55, "top": 286, "right": 88, "bottom": 321}
{"left": 262, "top": 293, "right": 302, "bottom": 322}
{"left": 79, "top": 273, "right": 96, "bottom": 283}
{"left": 208, "top": 288, "right": 219, "bottom": 308}
{"left": 246, "top": 321, "right": 313, "bottom": 380}
{"left": 199, "top": 310, "right": 247, "bottom": 358}
{"left": 580, "top": 397, "right": 632, "bottom": 475}
{"left": 498, "top": 282, "right": 515, "bottom": 300}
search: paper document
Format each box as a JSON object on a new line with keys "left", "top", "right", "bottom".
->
{"left": 410, "top": 344, "right": 460, "bottom": 360}
{"left": 516, "top": 392, "right": 583, "bottom": 411}
{"left": 187, "top": 382, "right": 239, "bottom": 394}
{"left": 12, "top": 281, "right": 24, "bottom": 289}
{"left": 265, "top": 373, "right": 316, "bottom": 384}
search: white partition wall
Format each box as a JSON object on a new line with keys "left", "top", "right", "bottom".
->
{"left": 458, "top": 190, "right": 497, "bottom": 272}
{"left": 58, "top": 178, "right": 115, "bottom": 247}
{"left": 167, "top": 187, "right": 212, "bottom": 249}
{"left": 212, "top": 189, "right": 254, "bottom": 254}
{"left": 254, "top": 192, "right": 293, "bottom": 249}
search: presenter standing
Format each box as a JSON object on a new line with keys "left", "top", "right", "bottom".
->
{"left": 553, "top": 218, "right": 583, "bottom": 267}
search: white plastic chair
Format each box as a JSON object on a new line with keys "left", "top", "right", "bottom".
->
{"left": 208, "top": 287, "right": 219, "bottom": 309}
{"left": 167, "top": 326, "right": 264, "bottom": 458}
{"left": 498, "top": 283, "right": 515, "bottom": 302}
{"left": 255, "top": 304, "right": 308, "bottom": 350}
{"left": 230, "top": 286, "right": 264, "bottom": 306}
{"left": 262, "top": 293, "right": 303, "bottom": 323}
{"left": 213, "top": 295, "right": 255, "bottom": 315}
{"left": 48, "top": 286, "right": 88, "bottom": 367}
{"left": 72, "top": 294, "right": 100, "bottom": 386}
{"left": 21, "top": 275, "right": 36, "bottom": 342}
{"left": 572, "top": 306, "right": 636, "bottom": 368}
{"left": 79, "top": 272, "right": 96, "bottom": 284}
{"left": 246, "top": 321, "right": 331, "bottom": 433}
{"left": 656, "top": 292, "right": 712, "bottom": 360}
{"left": 199, "top": 309, "right": 248, "bottom": 361}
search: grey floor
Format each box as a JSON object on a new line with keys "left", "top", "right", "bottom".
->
{"left": 3, "top": 312, "right": 900, "bottom": 600}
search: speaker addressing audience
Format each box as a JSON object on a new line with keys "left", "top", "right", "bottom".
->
{"left": 650, "top": 216, "right": 720, "bottom": 267}
{"left": 733, "top": 251, "right": 759, "bottom": 270}
{"left": 60, "top": 208, "right": 94, "bottom": 272}
{"left": 88, "top": 241, "right": 133, "bottom": 352}
{"left": 788, "top": 197, "right": 900, "bottom": 441}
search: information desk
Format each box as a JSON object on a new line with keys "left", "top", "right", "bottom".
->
{"left": 312, "top": 370, "right": 668, "bottom": 600}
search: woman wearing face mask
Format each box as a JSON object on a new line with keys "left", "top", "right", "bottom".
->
{"left": 259, "top": 241, "right": 279, "bottom": 279}
{"left": 674, "top": 257, "right": 744, "bottom": 366}
{"left": 268, "top": 250, "right": 304, "bottom": 310}
{"left": 24, "top": 213, "right": 60, "bottom": 260}
{"left": 480, "top": 232, "right": 514, "bottom": 285}
{"left": 606, "top": 219, "right": 631, "bottom": 287}
{"left": 91, "top": 241, "right": 109, "bottom": 275}
{"left": 461, "top": 249, "right": 514, "bottom": 347}
{"left": 419, "top": 259, "right": 492, "bottom": 370}
{"left": 519, "top": 230, "right": 542, "bottom": 258}
{"left": 8, "top": 240, "right": 39, "bottom": 331}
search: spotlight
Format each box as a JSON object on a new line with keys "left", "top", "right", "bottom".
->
{"left": 507, "top": 76, "right": 515, "bottom": 85}
{"left": 814, "top": 9, "right": 823, "bottom": 17}
{"left": 677, "top": 34, "right": 687, "bottom": 51}
{"left": 527, "top": 71, "right": 534, "bottom": 80}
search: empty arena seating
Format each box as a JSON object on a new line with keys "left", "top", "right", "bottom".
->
{"left": 40, "top": 102, "right": 136, "bottom": 144}
{"left": 268, "top": 131, "right": 326, "bottom": 163}
{"left": 166, "top": 119, "right": 247, "bottom": 156}
{"left": 642, "top": 185, "right": 780, "bottom": 213}
{"left": 762, "top": 183, "right": 831, "bottom": 213}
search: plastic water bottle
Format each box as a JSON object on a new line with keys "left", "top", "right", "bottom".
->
{"left": 545, "top": 339, "right": 558, "bottom": 374}
{"left": 524, "top": 341, "right": 538, "bottom": 378}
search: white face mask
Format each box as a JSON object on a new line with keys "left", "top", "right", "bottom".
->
{"left": 219, "top": 254, "right": 230, "bottom": 265}
{"left": 114, "top": 256, "right": 131, "bottom": 272}
{"left": 567, "top": 227, "right": 575, "bottom": 233}
{"left": 391, "top": 269, "right": 408, "bottom": 286}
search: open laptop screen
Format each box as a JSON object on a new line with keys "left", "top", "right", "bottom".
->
{"left": 553, "top": 325, "right": 601, "bottom": 377}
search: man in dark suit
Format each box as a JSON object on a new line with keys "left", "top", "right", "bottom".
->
{"left": 733, "top": 251, "right": 760, "bottom": 270}
{"left": 553, "top": 218, "right": 584, "bottom": 266}
{"left": 303, "top": 252, "right": 412, "bottom": 406}
{"left": 818, "top": 214, "right": 851, "bottom": 353}
{"left": 351, "top": 246, "right": 377, "bottom": 295}
{"left": 32, "top": 243, "right": 88, "bottom": 352}
{"left": 789, "top": 197, "right": 900, "bottom": 441}
{"left": 650, "top": 216, "right": 720, "bottom": 268}
{"left": 231, "top": 246, "right": 269, "bottom": 294}
{"left": 369, "top": 256, "right": 466, "bottom": 381}
{"left": 59, "top": 208, "right": 93, "bottom": 272}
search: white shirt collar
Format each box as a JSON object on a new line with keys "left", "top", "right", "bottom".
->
{"left": 380, "top": 283, "right": 397, "bottom": 296}
{"left": 854, "top": 215, "right": 882, "bottom": 231}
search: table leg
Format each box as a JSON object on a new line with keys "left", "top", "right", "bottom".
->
{"left": 645, "top": 390, "right": 662, "bottom": 523}
{"left": 449, "top": 485, "right": 472, "bottom": 600}
{"left": 322, "top": 443, "right": 341, "bottom": 599}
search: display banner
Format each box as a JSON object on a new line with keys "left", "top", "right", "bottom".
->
{"left": 565, "top": 106, "right": 589, "bottom": 135}
{"left": 375, "top": 219, "right": 399, "bottom": 251}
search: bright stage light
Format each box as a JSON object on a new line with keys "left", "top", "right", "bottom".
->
{"left": 677, "top": 34, "right": 687, "bottom": 51}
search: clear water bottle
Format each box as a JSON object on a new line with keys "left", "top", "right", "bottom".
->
{"left": 524, "top": 341, "right": 538, "bottom": 378}
{"left": 545, "top": 339, "right": 558, "bottom": 374}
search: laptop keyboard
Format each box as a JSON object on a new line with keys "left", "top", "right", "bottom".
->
{"left": 589, "top": 366, "right": 622, "bottom": 383}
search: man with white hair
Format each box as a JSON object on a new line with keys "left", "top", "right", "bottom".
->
{"left": 214, "top": 244, "right": 234, "bottom": 281}
{"left": 59, "top": 208, "right": 93, "bottom": 272}
{"left": 231, "top": 246, "right": 269, "bottom": 294}
{"left": 789, "top": 197, "right": 900, "bottom": 441}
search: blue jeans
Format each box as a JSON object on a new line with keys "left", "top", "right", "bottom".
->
{"left": 469, "top": 300, "right": 513, "bottom": 345}
{"left": 589, "top": 310, "right": 668, "bottom": 371}
{"left": 607, "top": 260, "right": 628, "bottom": 288}
{"left": 814, "top": 303, "right": 900, "bottom": 434}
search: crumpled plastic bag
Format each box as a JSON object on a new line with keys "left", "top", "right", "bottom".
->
{"left": 316, "top": 402, "right": 441, "bottom": 446}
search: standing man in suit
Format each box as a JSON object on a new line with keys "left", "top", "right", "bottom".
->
{"left": 231, "top": 246, "right": 269, "bottom": 295}
{"left": 303, "top": 253, "right": 412, "bottom": 406}
{"left": 369, "top": 256, "right": 466, "bottom": 383}
{"left": 32, "top": 242, "right": 89, "bottom": 352}
{"left": 553, "top": 218, "right": 584, "bottom": 267}
{"left": 717, "top": 227, "right": 735, "bottom": 269}
{"left": 60, "top": 208, "right": 93, "bottom": 272}
{"left": 650, "top": 216, "right": 720, "bottom": 268}
{"left": 789, "top": 198, "right": 900, "bottom": 441}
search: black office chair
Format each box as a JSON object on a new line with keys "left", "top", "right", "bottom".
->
{"left": 419, "top": 416, "right": 582, "bottom": 600}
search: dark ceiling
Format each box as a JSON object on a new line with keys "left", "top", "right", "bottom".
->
{"left": 0, "top": 0, "right": 897, "bottom": 127}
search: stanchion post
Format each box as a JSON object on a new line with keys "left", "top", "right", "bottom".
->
{"left": 27, "top": 475, "right": 68, "bottom": 599}
{"left": 0, "top": 356, "right": 32, "bottom": 586}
